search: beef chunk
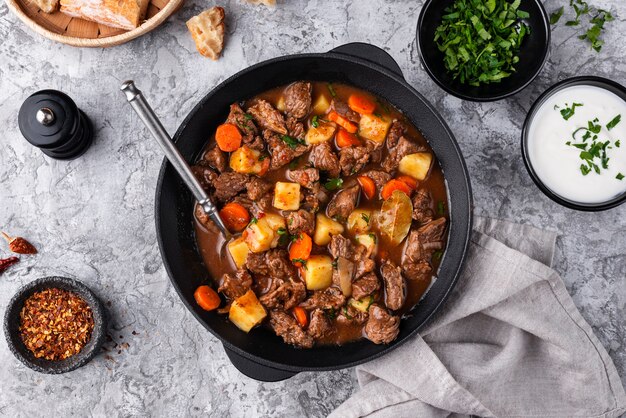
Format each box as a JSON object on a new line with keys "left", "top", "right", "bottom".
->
{"left": 412, "top": 189, "right": 434, "bottom": 224}
{"left": 386, "top": 120, "right": 406, "bottom": 149}
{"left": 351, "top": 272, "right": 380, "bottom": 300}
{"left": 191, "top": 164, "right": 219, "bottom": 193}
{"left": 229, "top": 195, "right": 254, "bottom": 213}
{"left": 287, "top": 210, "right": 315, "bottom": 235}
{"left": 245, "top": 135, "right": 266, "bottom": 151}
{"left": 247, "top": 177, "right": 273, "bottom": 201}
{"left": 289, "top": 167, "right": 319, "bottom": 189}
{"left": 307, "top": 308, "right": 331, "bottom": 339}
{"left": 337, "top": 304, "right": 369, "bottom": 326}
{"left": 259, "top": 278, "right": 306, "bottom": 310}
{"left": 403, "top": 217, "right": 447, "bottom": 267}
{"left": 326, "top": 184, "right": 360, "bottom": 220}
{"left": 309, "top": 142, "right": 340, "bottom": 178}
{"left": 360, "top": 170, "right": 391, "bottom": 192}
{"left": 365, "top": 304, "right": 400, "bottom": 344}
{"left": 354, "top": 254, "right": 376, "bottom": 279}
{"left": 403, "top": 260, "right": 433, "bottom": 282}
{"left": 203, "top": 146, "right": 227, "bottom": 172}
{"left": 328, "top": 234, "right": 355, "bottom": 260}
{"left": 248, "top": 100, "right": 287, "bottom": 135}
{"left": 380, "top": 260, "right": 406, "bottom": 311}
{"left": 246, "top": 249, "right": 297, "bottom": 281}
{"left": 218, "top": 269, "right": 253, "bottom": 300}
{"left": 286, "top": 116, "right": 305, "bottom": 140}
{"left": 301, "top": 186, "right": 329, "bottom": 212}
{"left": 265, "top": 129, "right": 308, "bottom": 170}
{"left": 367, "top": 141, "right": 383, "bottom": 164}
{"left": 381, "top": 136, "right": 423, "bottom": 173}
{"left": 226, "top": 103, "right": 258, "bottom": 143}
{"left": 214, "top": 172, "right": 249, "bottom": 202}
{"left": 339, "top": 146, "right": 370, "bottom": 176}
{"left": 330, "top": 99, "right": 360, "bottom": 123}
{"left": 284, "top": 81, "right": 312, "bottom": 119}
{"left": 269, "top": 310, "right": 314, "bottom": 348}
{"left": 195, "top": 204, "right": 219, "bottom": 233}
{"left": 300, "top": 286, "right": 346, "bottom": 310}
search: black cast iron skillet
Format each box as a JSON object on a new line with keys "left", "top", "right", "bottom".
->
{"left": 155, "top": 43, "right": 473, "bottom": 381}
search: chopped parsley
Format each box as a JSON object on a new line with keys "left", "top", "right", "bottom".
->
{"left": 550, "top": 6, "right": 564, "bottom": 24}
{"left": 551, "top": 0, "right": 614, "bottom": 52}
{"left": 311, "top": 115, "right": 320, "bottom": 128}
{"left": 368, "top": 233, "right": 377, "bottom": 243}
{"left": 617, "top": 173, "right": 625, "bottom": 181}
{"left": 606, "top": 114, "right": 621, "bottom": 130}
{"left": 324, "top": 178, "right": 344, "bottom": 191}
{"left": 342, "top": 306, "right": 353, "bottom": 320}
{"left": 288, "top": 157, "right": 300, "bottom": 170}
{"left": 325, "top": 308, "right": 337, "bottom": 320}
{"left": 361, "top": 213, "right": 370, "bottom": 224}
{"left": 243, "top": 113, "right": 253, "bottom": 120}
{"left": 560, "top": 102, "right": 583, "bottom": 120}
{"left": 437, "top": 201, "right": 445, "bottom": 216}
{"left": 292, "top": 258, "right": 308, "bottom": 269}
{"left": 433, "top": 0, "right": 531, "bottom": 86}
{"left": 327, "top": 83, "right": 337, "bottom": 97}
{"left": 332, "top": 259, "right": 338, "bottom": 269}
{"left": 432, "top": 250, "right": 444, "bottom": 262}
{"left": 281, "top": 135, "right": 305, "bottom": 149}
{"left": 249, "top": 217, "right": 258, "bottom": 225}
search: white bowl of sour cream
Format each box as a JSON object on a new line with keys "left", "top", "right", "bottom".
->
{"left": 522, "top": 76, "right": 626, "bottom": 210}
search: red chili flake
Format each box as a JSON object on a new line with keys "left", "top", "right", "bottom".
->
{"left": 1, "top": 232, "right": 37, "bottom": 255}
{"left": 19, "top": 288, "right": 94, "bottom": 361}
{"left": 0, "top": 257, "right": 19, "bottom": 275}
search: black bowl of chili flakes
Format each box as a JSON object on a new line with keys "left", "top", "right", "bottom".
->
{"left": 3, "top": 276, "right": 107, "bottom": 374}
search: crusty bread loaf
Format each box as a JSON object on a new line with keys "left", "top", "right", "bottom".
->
{"left": 246, "top": 0, "right": 275, "bottom": 6}
{"left": 60, "top": 0, "right": 149, "bottom": 30}
{"left": 186, "top": 7, "right": 226, "bottom": 60}
{"left": 32, "top": 0, "right": 59, "bottom": 14}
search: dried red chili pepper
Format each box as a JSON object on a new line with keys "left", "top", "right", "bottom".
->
{"left": 0, "top": 256, "right": 19, "bottom": 275}
{"left": 1, "top": 232, "right": 37, "bottom": 254}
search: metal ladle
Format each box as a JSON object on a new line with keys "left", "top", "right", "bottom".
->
{"left": 120, "top": 80, "right": 231, "bottom": 239}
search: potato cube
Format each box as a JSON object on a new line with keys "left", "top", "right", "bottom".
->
{"left": 227, "top": 237, "right": 250, "bottom": 268}
{"left": 398, "top": 152, "right": 433, "bottom": 181}
{"left": 276, "top": 96, "right": 286, "bottom": 112}
{"left": 244, "top": 219, "right": 275, "bottom": 253}
{"left": 355, "top": 233, "right": 377, "bottom": 257}
{"left": 263, "top": 213, "right": 286, "bottom": 247}
{"left": 358, "top": 114, "right": 392, "bottom": 143}
{"left": 349, "top": 295, "right": 374, "bottom": 313}
{"left": 305, "top": 123, "right": 337, "bottom": 145}
{"left": 312, "top": 94, "right": 331, "bottom": 114}
{"left": 304, "top": 255, "right": 333, "bottom": 290}
{"left": 313, "top": 213, "right": 345, "bottom": 246}
{"left": 230, "top": 146, "right": 266, "bottom": 175}
{"left": 229, "top": 290, "right": 267, "bottom": 333}
{"left": 347, "top": 209, "right": 372, "bottom": 234}
{"left": 273, "top": 182, "right": 301, "bottom": 210}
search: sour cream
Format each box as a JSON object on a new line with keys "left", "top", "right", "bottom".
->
{"left": 527, "top": 85, "right": 626, "bottom": 204}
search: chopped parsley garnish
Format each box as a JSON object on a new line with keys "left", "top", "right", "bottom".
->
{"left": 324, "top": 178, "right": 343, "bottom": 191}
{"left": 292, "top": 258, "right": 308, "bottom": 269}
{"left": 249, "top": 217, "right": 258, "bottom": 224}
{"left": 325, "top": 308, "right": 337, "bottom": 320}
{"left": 617, "top": 173, "right": 625, "bottom": 181}
{"left": 288, "top": 157, "right": 300, "bottom": 170}
{"left": 437, "top": 201, "right": 445, "bottom": 216}
{"left": 606, "top": 114, "right": 621, "bottom": 130}
{"left": 281, "top": 135, "right": 305, "bottom": 149}
{"left": 615, "top": 140, "right": 621, "bottom": 148}
{"left": 332, "top": 260, "right": 338, "bottom": 269}
{"left": 243, "top": 113, "right": 253, "bottom": 120}
{"left": 258, "top": 154, "right": 268, "bottom": 161}
{"left": 559, "top": 102, "right": 583, "bottom": 120}
{"left": 578, "top": 8, "right": 614, "bottom": 52}
{"left": 342, "top": 306, "right": 353, "bottom": 320}
{"left": 550, "top": 6, "right": 564, "bottom": 24}
{"left": 368, "top": 233, "right": 377, "bottom": 243}
{"left": 361, "top": 213, "right": 370, "bottom": 224}
{"left": 433, "top": 0, "right": 530, "bottom": 86}
{"left": 311, "top": 115, "right": 320, "bottom": 128}
{"left": 327, "top": 83, "right": 337, "bottom": 97}
{"left": 432, "top": 250, "right": 444, "bottom": 262}
{"left": 277, "top": 227, "right": 287, "bottom": 235}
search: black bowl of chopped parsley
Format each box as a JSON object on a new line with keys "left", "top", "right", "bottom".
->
{"left": 417, "top": 0, "right": 550, "bottom": 101}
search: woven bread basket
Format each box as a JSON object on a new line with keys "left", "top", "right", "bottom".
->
{"left": 5, "top": 0, "right": 183, "bottom": 47}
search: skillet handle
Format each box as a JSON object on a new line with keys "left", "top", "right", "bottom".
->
{"left": 330, "top": 42, "right": 404, "bottom": 79}
{"left": 223, "top": 346, "right": 298, "bottom": 382}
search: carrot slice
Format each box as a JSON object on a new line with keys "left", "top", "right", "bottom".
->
{"left": 381, "top": 179, "right": 412, "bottom": 200}
{"left": 258, "top": 156, "right": 271, "bottom": 177}
{"left": 289, "top": 232, "right": 312, "bottom": 266}
{"left": 215, "top": 123, "right": 242, "bottom": 152}
{"left": 328, "top": 111, "right": 358, "bottom": 134}
{"left": 336, "top": 128, "right": 361, "bottom": 148}
{"left": 194, "top": 285, "right": 221, "bottom": 311}
{"left": 357, "top": 175, "right": 376, "bottom": 200}
{"left": 396, "top": 175, "right": 418, "bottom": 191}
{"left": 293, "top": 306, "right": 308, "bottom": 328}
{"left": 348, "top": 94, "right": 376, "bottom": 114}
{"left": 219, "top": 203, "right": 251, "bottom": 232}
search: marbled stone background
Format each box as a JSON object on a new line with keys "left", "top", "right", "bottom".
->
{"left": 0, "top": 0, "right": 625, "bottom": 416}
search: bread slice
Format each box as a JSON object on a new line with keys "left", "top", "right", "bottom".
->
{"left": 60, "top": 0, "right": 150, "bottom": 30}
{"left": 246, "top": 0, "right": 276, "bottom": 6}
{"left": 31, "top": 0, "right": 59, "bottom": 14}
{"left": 186, "top": 7, "right": 226, "bottom": 60}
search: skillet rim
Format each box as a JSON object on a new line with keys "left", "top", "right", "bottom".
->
{"left": 155, "top": 50, "right": 473, "bottom": 372}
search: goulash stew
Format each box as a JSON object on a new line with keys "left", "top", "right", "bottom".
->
{"left": 192, "top": 81, "right": 448, "bottom": 348}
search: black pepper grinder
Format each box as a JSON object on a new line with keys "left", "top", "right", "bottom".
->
{"left": 18, "top": 90, "right": 94, "bottom": 160}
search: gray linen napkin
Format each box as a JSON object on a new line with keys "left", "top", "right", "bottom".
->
{"left": 330, "top": 217, "right": 626, "bottom": 418}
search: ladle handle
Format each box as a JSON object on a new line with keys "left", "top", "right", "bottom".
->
{"left": 120, "top": 80, "right": 231, "bottom": 239}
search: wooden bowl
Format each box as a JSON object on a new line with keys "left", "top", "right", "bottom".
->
{"left": 5, "top": 0, "right": 184, "bottom": 47}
